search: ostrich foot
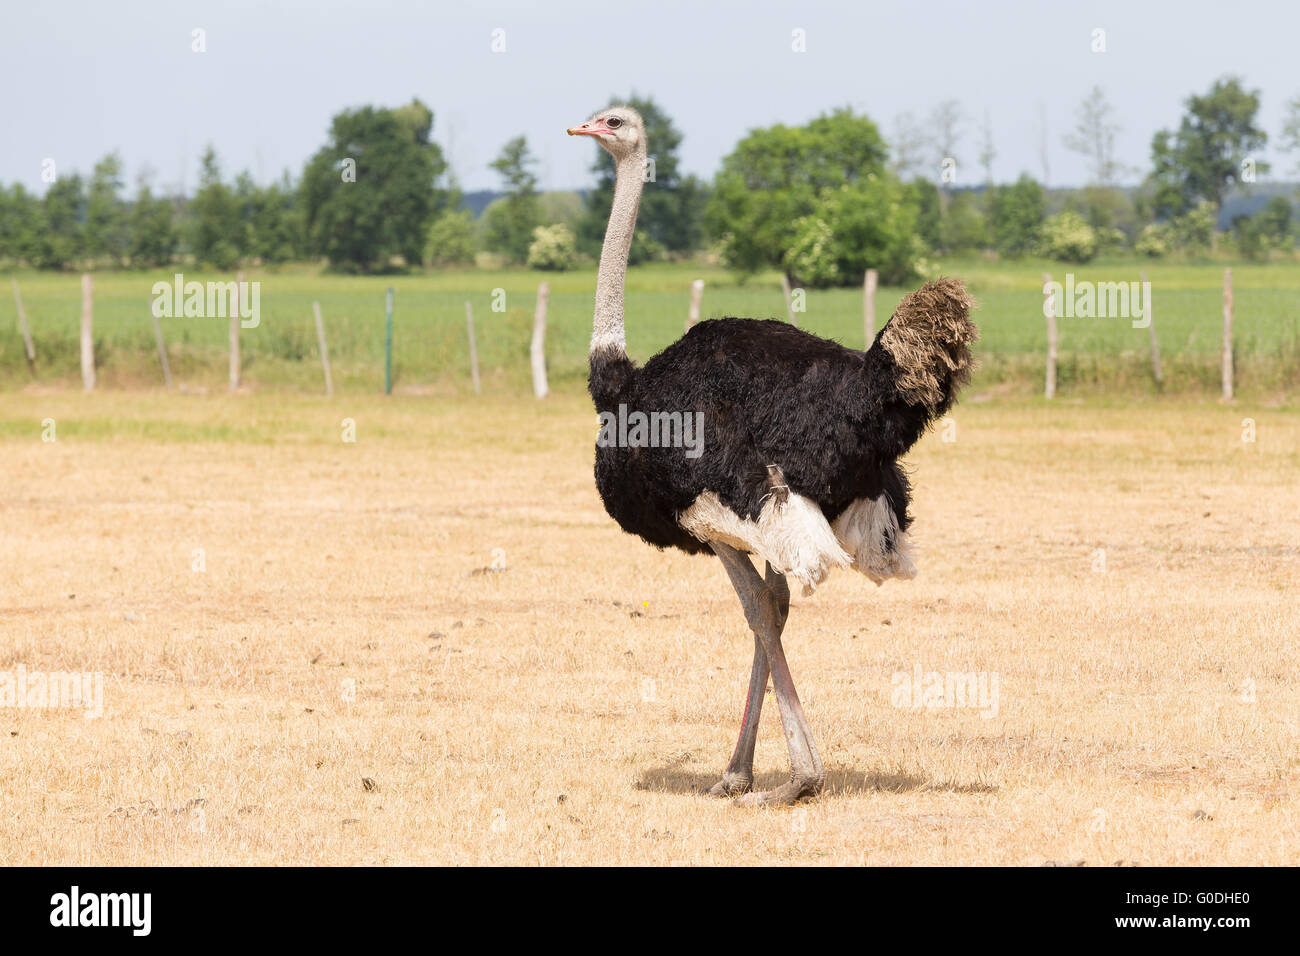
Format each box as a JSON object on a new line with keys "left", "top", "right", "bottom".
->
{"left": 734, "top": 777, "right": 821, "bottom": 807}
{"left": 703, "top": 773, "right": 753, "bottom": 798}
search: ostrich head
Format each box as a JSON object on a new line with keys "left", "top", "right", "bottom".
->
{"left": 567, "top": 106, "right": 644, "bottom": 160}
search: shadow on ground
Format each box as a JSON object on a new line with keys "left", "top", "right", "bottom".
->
{"left": 634, "top": 765, "right": 997, "bottom": 797}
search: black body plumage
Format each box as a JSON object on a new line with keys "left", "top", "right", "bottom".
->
{"left": 588, "top": 280, "right": 976, "bottom": 559}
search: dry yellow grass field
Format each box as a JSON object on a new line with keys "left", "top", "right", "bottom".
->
{"left": 1, "top": 389, "right": 1296, "bottom": 865}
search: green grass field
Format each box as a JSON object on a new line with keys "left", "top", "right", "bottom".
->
{"left": 3, "top": 258, "right": 1298, "bottom": 397}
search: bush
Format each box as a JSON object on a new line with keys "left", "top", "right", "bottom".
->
{"left": 1170, "top": 202, "right": 1215, "bottom": 253}
{"left": 1039, "top": 211, "right": 1098, "bottom": 263}
{"left": 1134, "top": 223, "right": 1170, "bottom": 258}
{"left": 1232, "top": 200, "right": 1293, "bottom": 260}
{"left": 527, "top": 224, "right": 578, "bottom": 271}
{"left": 1095, "top": 226, "right": 1128, "bottom": 254}
{"left": 627, "top": 229, "right": 666, "bottom": 265}
{"left": 784, "top": 217, "right": 839, "bottom": 287}
{"left": 425, "top": 210, "right": 476, "bottom": 266}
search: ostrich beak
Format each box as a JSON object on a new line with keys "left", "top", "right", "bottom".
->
{"left": 567, "top": 120, "right": 608, "bottom": 137}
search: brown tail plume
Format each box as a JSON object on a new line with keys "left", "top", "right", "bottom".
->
{"left": 876, "top": 277, "right": 979, "bottom": 412}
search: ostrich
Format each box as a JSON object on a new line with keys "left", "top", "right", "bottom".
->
{"left": 568, "top": 107, "right": 977, "bottom": 806}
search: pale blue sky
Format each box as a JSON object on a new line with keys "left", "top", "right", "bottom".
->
{"left": 2, "top": 0, "right": 1297, "bottom": 195}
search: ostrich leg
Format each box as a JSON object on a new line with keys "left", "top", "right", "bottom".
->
{"left": 703, "top": 631, "right": 767, "bottom": 796}
{"left": 702, "top": 568, "right": 782, "bottom": 797}
{"left": 710, "top": 542, "right": 823, "bottom": 806}
{"left": 704, "top": 544, "right": 776, "bottom": 795}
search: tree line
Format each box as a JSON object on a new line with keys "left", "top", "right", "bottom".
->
{"left": 1, "top": 78, "right": 1298, "bottom": 285}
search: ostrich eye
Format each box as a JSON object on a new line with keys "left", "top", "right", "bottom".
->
{"left": 606, "top": 117, "right": 623, "bottom": 129}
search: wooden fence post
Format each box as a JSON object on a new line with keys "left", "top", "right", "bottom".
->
{"left": 531, "top": 282, "right": 549, "bottom": 399}
{"left": 863, "top": 269, "right": 878, "bottom": 346}
{"left": 80, "top": 274, "right": 94, "bottom": 392}
{"left": 12, "top": 279, "right": 34, "bottom": 373}
{"left": 1222, "top": 268, "right": 1234, "bottom": 401}
{"left": 313, "top": 301, "right": 334, "bottom": 396}
{"left": 1141, "top": 270, "right": 1161, "bottom": 387}
{"left": 686, "top": 278, "right": 704, "bottom": 332}
{"left": 151, "top": 300, "right": 173, "bottom": 390}
{"left": 465, "top": 300, "right": 480, "bottom": 395}
{"left": 229, "top": 272, "right": 242, "bottom": 392}
{"left": 1043, "top": 273, "right": 1057, "bottom": 400}
{"left": 780, "top": 274, "right": 797, "bottom": 327}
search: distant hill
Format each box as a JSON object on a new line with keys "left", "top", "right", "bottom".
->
{"left": 460, "top": 190, "right": 500, "bottom": 217}
{"left": 943, "top": 180, "right": 1299, "bottom": 231}
{"left": 461, "top": 182, "right": 1296, "bottom": 234}
{"left": 460, "top": 189, "right": 587, "bottom": 218}
{"left": 1219, "top": 182, "right": 1298, "bottom": 227}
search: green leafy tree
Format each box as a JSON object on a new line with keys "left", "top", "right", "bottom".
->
{"left": 231, "top": 171, "right": 259, "bottom": 260}
{"left": 1068, "top": 185, "right": 1136, "bottom": 236}
{"left": 1233, "top": 196, "right": 1293, "bottom": 259}
{"left": 483, "top": 136, "right": 542, "bottom": 263}
{"left": 85, "top": 153, "right": 129, "bottom": 265}
{"left": 940, "top": 190, "right": 990, "bottom": 254}
{"left": 1148, "top": 76, "right": 1269, "bottom": 218}
{"left": 1281, "top": 95, "right": 1300, "bottom": 176}
{"left": 39, "top": 173, "right": 86, "bottom": 270}
{"left": 906, "top": 179, "right": 942, "bottom": 252}
{"left": 578, "top": 95, "right": 707, "bottom": 260}
{"left": 0, "top": 187, "right": 16, "bottom": 263}
{"left": 783, "top": 217, "right": 839, "bottom": 286}
{"left": 1256, "top": 195, "right": 1293, "bottom": 244}
{"left": 242, "top": 173, "right": 301, "bottom": 264}
{"left": 190, "top": 147, "right": 241, "bottom": 269}
{"left": 300, "top": 99, "right": 449, "bottom": 270}
{"left": 783, "top": 180, "right": 924, "bottom": 286}
{"left": 707, "top": 108, "right": 891, "bottom": 282}
{"left": 0, "top": 185, "right": 45, "bottom": 264}
{"left": 127, "top": 176, "right": 178, "bottom": 267}
{"left": 990, "top": 174, "right": 1044, "bottom": 257}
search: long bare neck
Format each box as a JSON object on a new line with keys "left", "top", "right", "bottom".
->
{"left": 591, "top": 146, "right": 645, "bottom": 356}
